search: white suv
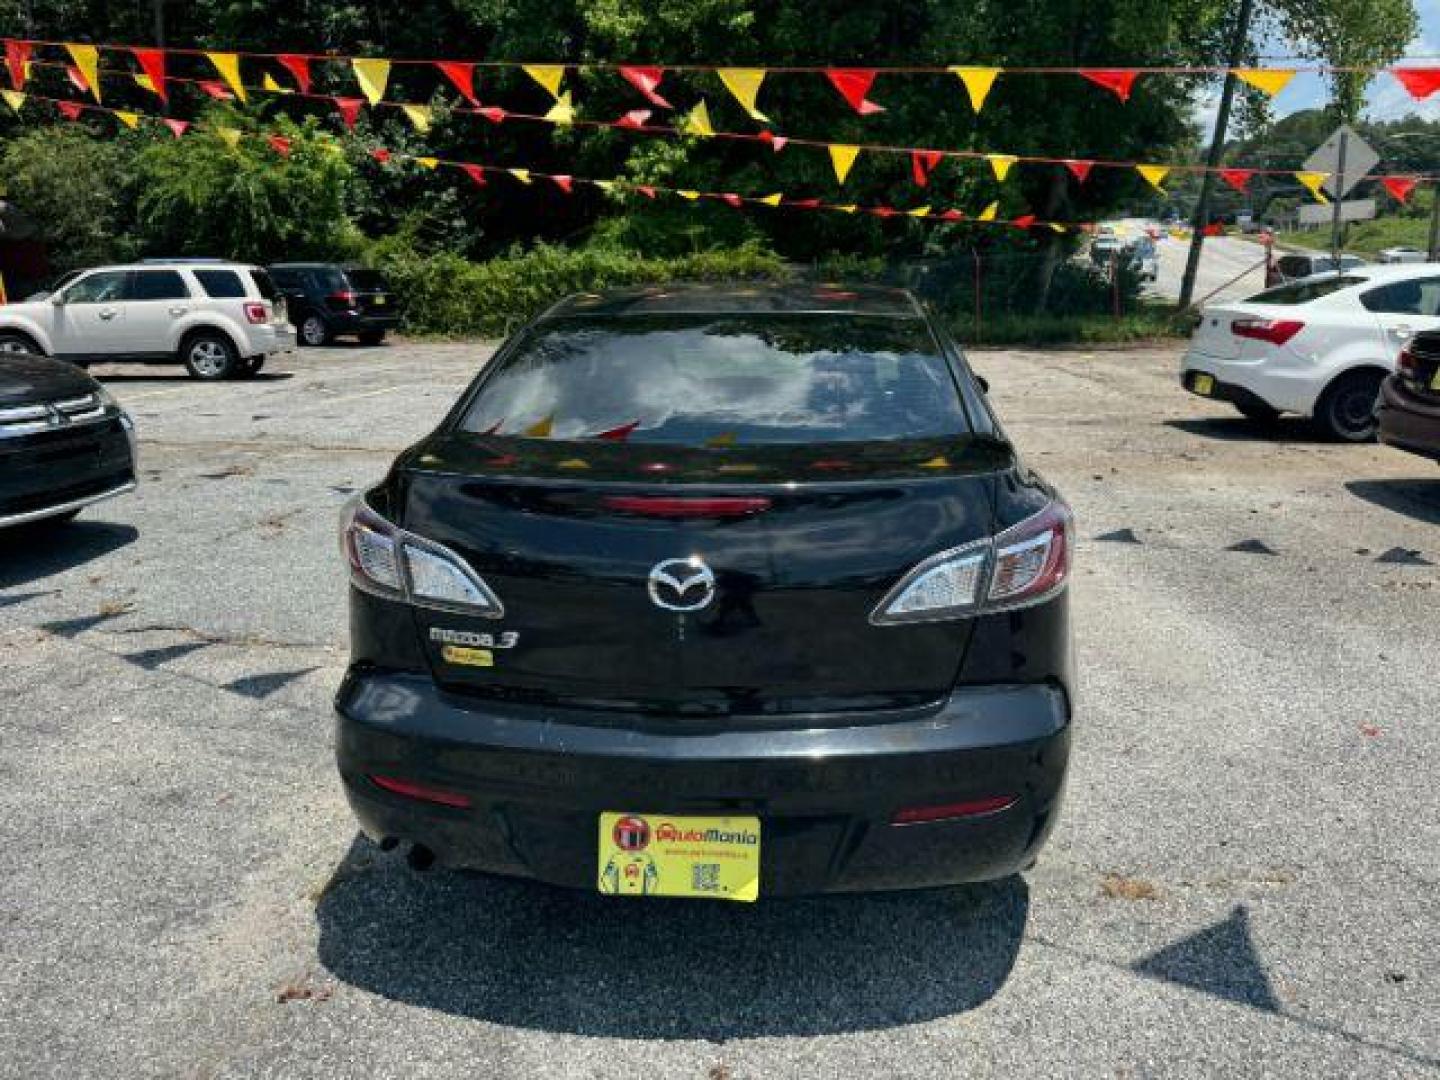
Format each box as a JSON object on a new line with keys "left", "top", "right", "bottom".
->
{"left": 0, "top": 261, "right": 296, "bottom": 380}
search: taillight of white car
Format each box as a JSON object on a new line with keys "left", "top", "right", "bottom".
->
{"left": 871, "top": 501, "right": 1073, "bottom": 625}
{"left": 244, "top": 302, "right": 270, "bottom": 325}
{"left": 340, "top": 495, "right": 504, "bottom": 617}
{"left": 1231, "top": 318, "right": 1304, "bottom": 346}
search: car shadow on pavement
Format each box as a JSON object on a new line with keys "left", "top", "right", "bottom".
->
{"left": 90, "top": 372, "right": 296, "bottom": 384}
{"left": 1346, "top": 478, "right": 1440, "bottom": 525}
{"left": 0, "top": 521, "right": 138, "bottom": 589}
{"left": 1164, "top": 417, "right": 1326, "bottom": 443}
{"left": 315, "top": 834, "right": 1028, "bottom": 1038}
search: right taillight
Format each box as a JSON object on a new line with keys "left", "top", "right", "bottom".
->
{"left": 871, "top": 501, "right": 1073, "bottom": 625}
{"left": 340, "top": 495, "right": 504, "bottom": 616}
{"left": 1232, "top": 317, "right": 1304, "bottom": 345}
{"left": 1396, "top": 346, "right": 1418, "bottom": 378}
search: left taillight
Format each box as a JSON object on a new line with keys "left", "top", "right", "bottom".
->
{"left": 1231, "top": 317, "right": 1304, "bottom": 346}
{"left": 244, "top": 302, "right": 269, "bottom": 325}
{"left": 340, "top": 495, "right": 504, "bottom": 617}
{"left": 871, "top": 501, "right": 1073, "bottom": 625}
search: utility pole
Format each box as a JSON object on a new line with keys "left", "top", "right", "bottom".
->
{"left": 1177, "top": 0, "right": 1256, "bottom": 310}
{"left": 1428, "top": 186, "right": 1440, "bottom": 262}
{"left": 1329, "top": 129, "right": 1347, "bottom": 263}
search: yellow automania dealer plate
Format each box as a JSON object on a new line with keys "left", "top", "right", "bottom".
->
{"left": 1193, "top": 373, "right": 1215, "bottom": 396}
{"left": 597, "top": 813, "right": 760, "bottom": 902}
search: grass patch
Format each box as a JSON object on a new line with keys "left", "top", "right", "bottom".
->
{"left": 954, "top": 306, "right": 1188, "bottom": 347}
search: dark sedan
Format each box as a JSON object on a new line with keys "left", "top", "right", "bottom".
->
{"left": 1378, "top": 330, "right": 1440, "bottom": 464}
{"left": 1, "top": 352, "right": 137, "bottom": 529}
{"left": 334, "top": 285, "right": 1073, "bottom": 900}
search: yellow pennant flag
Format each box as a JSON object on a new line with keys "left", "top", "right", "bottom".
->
{"left": 949, "top": 66, "right": 1000, "bottom": 113}
{"left": 508, "top": 168, "right": 532, "bottom": 184}
{"left": 216, "top": 127, "right": 243, "bottom": 151}
{"left": 1136, "top": 164, "right": 1169, "bottom": 192}
{"left": 759, "top": 192, "right": 783, "bottom": 206}
{"left": 66, "top": 43, "right": 101, "bottom": 102}
{"left": 352, "top": 58, "right": 391, "bottom": 105}
{"left": 1048, "top": 223, "right": 1067, "bottom": 234}
{"left": 987, "top": 154, "right": 1018, "bottom": 182}
{"left": 0, "top": 90, "right": 24, "bottom": 113}
{"left": 835, "top": 204, "right": 858, "bottom": 214}
{"left": 829, "top": 144, "right": 861, "bottom": 184}
{"left": 907, "top": 206, "right": 932, "bottom": 218}
{"left": 206, "top": 52, "right": 247, "bottom": 103}
{"left": 114, "top": 110, "right": 140, "bottom": 129}
{"left": 134, "top": 74, "right": 157, "bottom": 95}
{"left": 977, "top": 201, "right": 998, "bottom": 222}
{"left": 1295, "top": 171, "right": 1330, "bottom": 203}
{"left": 261, "top": 73, "right": 292, "bottom": 95}
{"left": 594, "top": 180, "right": 618, "bottom": 193}
{"left": 524, "top": 414, "right": 554, "bottom": 438}
{"left": 717, "top": 68, "right": 769, "bottom": 122}
{"left": 402, "top": 104, "right": 433, "bottom": 133}
{"left": 415, "top": 156, "right": 440, "bottom": 170}
{"left": 1235, "top": 68, "right": 1296, "bottom": 97}
{"left": 543, "top": 91, "right": 575, "bottom": 125}
{"left": 683, "top": 100, "right": 714, "bottom": 137}
{"left": 523, "top": 64, "right": 566, "bottom": 100}
{"left": 678, "top": 190, "right": 701, "bottom": 200}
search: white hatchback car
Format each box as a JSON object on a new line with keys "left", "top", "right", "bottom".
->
{"left": 0, "top": 261, "right": 296, "bottom": 380}
{"left": 1181, "top": 264, "right": 1440, "bottom": 440}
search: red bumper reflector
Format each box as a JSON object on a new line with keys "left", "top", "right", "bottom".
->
{"left": 369, "top": 774, "right": 472, "bottom": 809}
{"left": 602, "top": 496, "right": 772, "bottom": 518}
{"left": 891, "top": 796, "right": 1017, "bottom": 825}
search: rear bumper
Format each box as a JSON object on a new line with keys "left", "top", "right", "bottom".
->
{"left": 1182, "top": 345, "right": 1319, "bottom": 415}
{"left": 248, "top": 324, "right": 296, "bottom": 358}
{"left": 326, "top": 311, "right": 400, "bottom": 334}
{"left": 334, "top": 671, "right": 1071, "bottom": 896}
{"left": 1377, "top": 375, "right": 1440, "bottom": 462}
{"left": 1180, "top": 368, "right": 1279, "bottom": 415}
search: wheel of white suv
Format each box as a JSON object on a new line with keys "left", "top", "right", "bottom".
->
{"left": 299, "top": 314, "right": 332, "bottom": 347}
{"left": 182, "top": 332, "right": 239, "bottom": 380}
{"left": 1313, "top": 370, "right": 1384, "bottom": 442}
{"left": 0, "top": 331, "right": 42, "bottom": 356}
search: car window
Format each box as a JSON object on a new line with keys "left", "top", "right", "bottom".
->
{"left": 342, "top": 268, "right": 388, "bottom": 291}
{"left": 1360, "top": 277, "right": 1440, "bottom": 317}
{"left": 270, "top": 269, "right": 301, "bottom": 289}
{"left": 62, "top": 271, "right": 128, "bottom": 304}
{"left": 248, "top": 268, "right": 279, "bottom": 301}
{"left": 459, "top": 314, "right": 970, "bottom": 444}
{"left": 125, "top": 270, "right": 190, "bottom": 301}
{"left": 317, "top": 268, "right": 349, "bottom": 292}
{"left": 193, "top": 269, "right": 247, "bottom": 299}
{"left": 1276, "top": 256, "right": 1312, "bottom": 277}
{"left": 1246, "top": 276, "right": 1364, "bottom": 305}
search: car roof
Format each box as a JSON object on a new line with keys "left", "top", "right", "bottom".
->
{"left": 542, "top": 284, "right": 924, "bottom": 320}
{"left": 75, "top": 262, "right": 256, "bottom": 273}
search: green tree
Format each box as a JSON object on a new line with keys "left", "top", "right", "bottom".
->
{"left": 1272, "top": 0, "right": 1418, "bottom": 121}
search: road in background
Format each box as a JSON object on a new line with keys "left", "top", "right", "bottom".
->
{"left": 1151, "top": 233, "right": 1270, "bottom": 306}
{"left": 1, "top": 341, "right": 1436, "bottom": 1078}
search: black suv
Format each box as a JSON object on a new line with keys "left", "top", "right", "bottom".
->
{"left": 336, "top": 285, "right": 1074, "bottom": 899}
{"left": 268, "top": 263, "right": 398, "bottom": 347}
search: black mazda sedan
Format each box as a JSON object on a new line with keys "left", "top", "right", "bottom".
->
{"left": 335, "top": 285, "right": 1073, "bottom": 899}
{"left": 1, "top": 351, "right": 137, "bottom": 530}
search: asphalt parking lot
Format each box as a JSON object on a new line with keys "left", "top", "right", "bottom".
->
{"left": 2, "top": 339, "right": 1437, "bottom": 1078}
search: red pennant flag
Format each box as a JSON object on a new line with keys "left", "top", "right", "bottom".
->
{"left": 825, "top": 69, "right": 885, "bottom": 114}
{"left": 758, "top": 130, "right": 788, "bottom": 152}
{"left": 478, "top": 106, "right": 507, "bottom": 124}
{"left": 1063, "top": 159, "right": 1094, "bottom": 183}
{"left": 267, "top": 135, "right": 293, "bottom": 156}
{"left": 277, "top": 54, "right": 312, "bottom": 94}
{"left": 163, "top": 118, "right": 189, "bottom": 138}
{"left": 198, "top": 80, "right": 234, "bottom": 100}
{"left": 616, "top": 109, "right": 651, "bottom": 129}
{"left": 1219, "top": 168, "right": 1254, "bottom": 193}
{"left": 911, "top": 150, "right": 944, "bottom": 187}
{"left": 551, "top": 174, "right": 574, "bottom": 194}
{"left": 873, "top": 206, "right": 901, "bottom": 218}
{"left": 132, "top": 48, "right": 167, "bottom": 102}
{"left": 56, "top": 100, "right": 84, "bottom": 121}
{"left": 5, "top": 40, "right": 32, "bottom": 90}
{"left": 1391, "top": 67, "right": 1440, "bottom": 101}
{"left": 1080, "top": 69, "right": 1140, "bottom": 101}
{"left": 1201, "top": 221, "right": 1224, "bottom": 237}
{"left": 596, "top": 420, "right": 640, "bottom": 441}
{"left": 1011, "top": 214, "right": 1037, "bottom": 230}
{"left": 334, "top": 96, "right": 364, "bottom": 130}
{"left": 636, "top": 185, "right": 657, "bottom": 199}
{"left": 619, "top": 66, "right": 672, "bottom": 108}
{"left": 938, "top": 209, "right": 964, "bottom": 221}
{"left": 721, "top": 193, "right": 743, "bottom": 207}
{"left": 436, "top": 61, "right": 478, "bottom": 105}
{"left": 66, "top": 65, "right": 91, "bottom": 95}
{"left": 1381, "top": 176, "right": 1417, "bottom": 203}
{"left": 460, "top": 163, "right": 487, "bottom": 187}
{"left": 370, "top": 148, "right": 392, "bottom": 164}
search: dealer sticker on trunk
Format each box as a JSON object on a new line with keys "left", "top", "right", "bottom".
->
{"left": 597, "top": 813, "right": 761, "bottom": 902}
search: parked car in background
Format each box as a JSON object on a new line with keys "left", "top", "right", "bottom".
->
{"left": 269, "top": 263, "right": 398, "bottom": 347}
{"left": 1377, "top": 328, "right": 1440, "bottom": 464}
{"left": 1, "top": 349, "right": 136, "bottom": 529}
{"left": 1128, "top": 236, "right": 1159, "bottom": 282}
{"left": 335, "top": 284, "right": 1074, "bottom": 898}
{"left": 0, "top": 262, "right": 293, "bottom": 380}
{"left": 1376, "top": 246, "right": 1428, "bottom": 265}
{"left": 1181, "top": 265, "right": 1440, "bottom": 440}
{"left": 1265, "top": 251, "right": 1367, "bottom": 288}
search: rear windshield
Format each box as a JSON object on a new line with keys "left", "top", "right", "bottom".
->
{"left": 343, "top": 267, "right": 388, "bottom": 291}
{"left": 194, "top": 269, "right": 247, "bottom": 299}
{"left": 1245, "top": 276, "right": 1363, "bottom": 305}
{"left": 459, "top": 314, "right": 969, "bottom": 444}
{"left": 248, "top": 268, "right": 279, "bottom": 300}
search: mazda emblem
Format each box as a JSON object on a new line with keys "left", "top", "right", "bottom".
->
{"left": 647, "top": 556, "right": 716, "bottom": 612}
